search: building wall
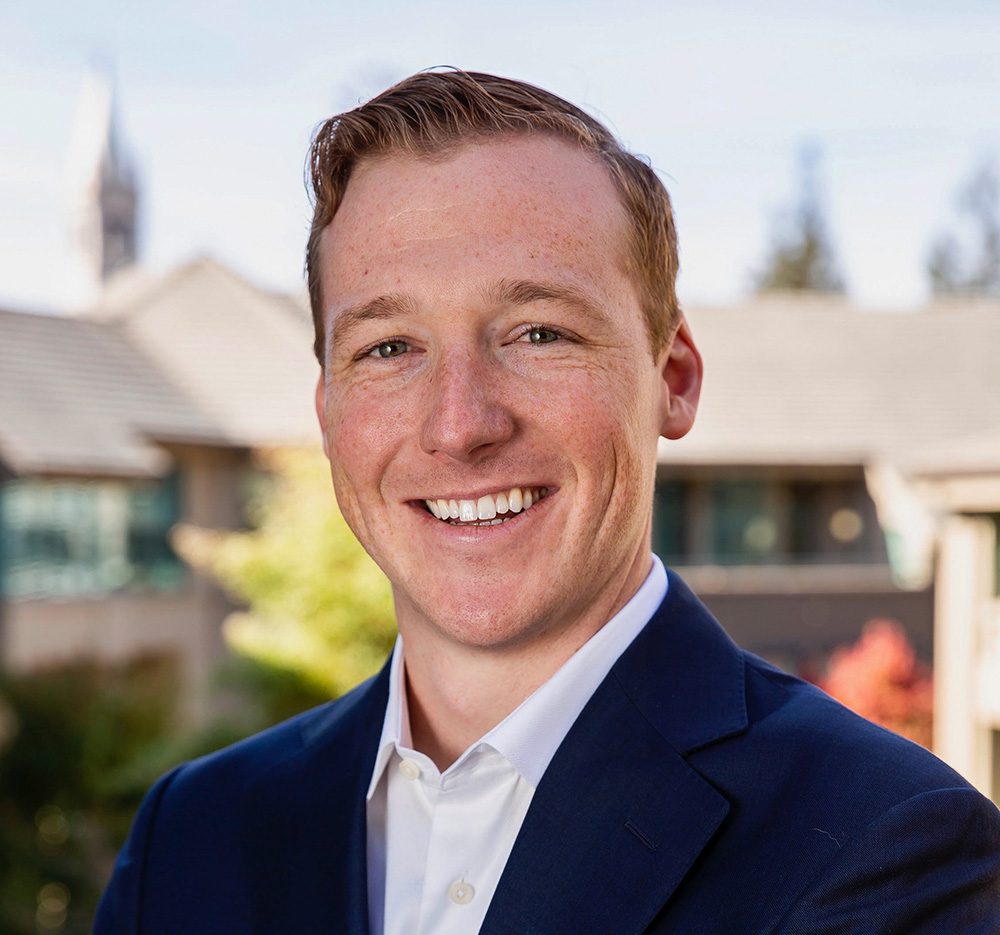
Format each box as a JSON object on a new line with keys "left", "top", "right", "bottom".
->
{"left": 0, "top": 444, "right": 252, "bottom": 721}
{"left": 653, "top": 466, "right": 930, "bottom": 674}
{"left": 677, "top": 564, "right": 934, "bottom": 674}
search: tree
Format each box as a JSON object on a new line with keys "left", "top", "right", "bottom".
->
{"left": 755, "top": 144, "right": 845, "bottom": 294}
{"left": 928, "top": 158, "right": 1000, "bottom": 298}
{"left": 820, "top": 618, "right": 933, "bottom": 749}
{"left": 173, "top": 448, "right": 397, "bottom": 706}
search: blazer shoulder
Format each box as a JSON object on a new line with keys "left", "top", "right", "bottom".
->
{"left": 741, "top": 650, "right": 981, "bottom": 801}
{"left": 95, "top": 669, "right": 387, "bottom": 932}
{"left": 772, "top": 784, "right": 1000, "bottom": 932}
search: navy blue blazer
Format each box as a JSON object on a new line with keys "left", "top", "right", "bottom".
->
{"left": 96, "top": 572, "right": 1000, "bottom": 933}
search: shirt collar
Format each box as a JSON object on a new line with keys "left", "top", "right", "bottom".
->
{"left": 366, "top": 555, "right": 668, "bottom": 798}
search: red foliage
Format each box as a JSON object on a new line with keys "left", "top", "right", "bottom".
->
{"left": 819, "top": 619, "right": 934, "bottom": 749}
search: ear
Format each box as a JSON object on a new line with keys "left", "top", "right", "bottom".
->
{"left": 657, "top": 314, "right": 702, "bottom": 440}
{"left": 314, "top": 373, "right": 332, "bottom": 459}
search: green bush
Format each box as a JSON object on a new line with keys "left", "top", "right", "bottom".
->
{"left": 0, "top": 655, "right": 178, "bottom": 934}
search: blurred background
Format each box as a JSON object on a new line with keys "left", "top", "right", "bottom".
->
{"left": 2, "top": 1, "right": 999, "bottom": 930}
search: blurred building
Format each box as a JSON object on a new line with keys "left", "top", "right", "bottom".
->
{"left": 0, "top": 70, "right": 317, "bottom": 720}
{"left": 660, "top": 297, "right": 1000, "bottom": 800}
{"left": 661, "top": 297, "right": 1000, "bottom": 666}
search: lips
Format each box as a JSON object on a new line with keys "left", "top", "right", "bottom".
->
{"left": 423, "top": 486, "right": 550, "bottom": 525}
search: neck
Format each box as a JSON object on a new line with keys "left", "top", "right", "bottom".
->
{"left": 400, "top": 551, "right": 652, "bottom": 771}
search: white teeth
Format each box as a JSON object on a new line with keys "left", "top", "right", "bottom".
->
{"left": 424, "top": 487, "right": 547, "bottom": 524}
{"left": 459, "top": 499, "right": 477, "bottom": 522}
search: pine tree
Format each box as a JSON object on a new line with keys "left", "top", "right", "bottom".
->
{"left": 755, "top": 144, "right": 845, "bottom": 294}
{"left": 928, "top": 159, "right": 1000, "bottom": 298}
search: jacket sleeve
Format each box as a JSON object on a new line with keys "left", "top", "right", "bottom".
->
{"left": 775, "top": 786, "right": 1000, "bottom": 934}
{"left": 93, "top": 765, "right": 185, "bottom": 935}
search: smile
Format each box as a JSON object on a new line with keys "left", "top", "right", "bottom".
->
{"left": 423, "top": 486, "right": 550, "bottom": 526}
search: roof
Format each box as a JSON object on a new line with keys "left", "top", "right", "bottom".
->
{"left": 97, "top": 256, "right": 319, "bottom": 448}
{"left": 0, "top": 307, "right": 223, "bottom": 477}
{"left": 662, "top": 295, "right": 1000, "bottom": 469}
{"left": 903, "top": 429, "right": 1000, "bottom": 477}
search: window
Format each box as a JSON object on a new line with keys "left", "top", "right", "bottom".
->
{"left": 652, "top": 475, "right": 881, "bottom": 567}
{"left": 0, "top": 476, "right": 183, "bottom": 598}
{"left": 652, "top": 481, "right": 687, "bottom": 563}
{"left": 709, "top": 480, "right": 779, "bottom": 565}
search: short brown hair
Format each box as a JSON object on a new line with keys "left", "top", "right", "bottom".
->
{"left": 306, "top": 69, "right": 680, "bottom": 363}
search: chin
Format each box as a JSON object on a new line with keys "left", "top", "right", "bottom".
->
{"left": 404, "top": 588, "right": 560, "bottom": 651}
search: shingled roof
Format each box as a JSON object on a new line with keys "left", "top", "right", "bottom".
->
{"left": 1, "top": 256, "right": 319, "bottom": 478}
{"left": 95, "top": 256, "right": 319, "bottom": 448}
{"left": 0, "top": 307, "right": 224, "bottom": 477}
{"left": 663, "top": 295, "right": 1000, "bottom": 468}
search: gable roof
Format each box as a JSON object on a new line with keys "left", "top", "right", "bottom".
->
{"left": 0, "top": 307, "right": 223, "bottom": 477}
{"left": 662, "top": 295, "right": 1000, "bottom": 468}
{"left": 96, "top": 256, "right": 319, "bottom": 448}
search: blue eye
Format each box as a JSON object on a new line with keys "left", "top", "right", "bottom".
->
{"left": 526, "top": 327, "right": 559, "bottom": 344}
{"left": 371, "top": 339, "right": 408, "bottom": 358}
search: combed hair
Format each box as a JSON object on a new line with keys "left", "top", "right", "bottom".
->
{"left": 306, "top": 69, "right": 680, "bottom": 363}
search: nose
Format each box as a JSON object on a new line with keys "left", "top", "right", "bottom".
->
{"left": 419, "top": 350, "right": 515, "bottom": 462}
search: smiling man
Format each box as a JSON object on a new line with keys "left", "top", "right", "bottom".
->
{"left": 97, "top": 71, "right": 1000, "bottom": 934}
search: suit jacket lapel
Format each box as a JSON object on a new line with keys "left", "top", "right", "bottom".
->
{"left": 481, "top": 572, "right": 748, "bottom": 935}
{"left": 243, "top": 663, "right": 390, "bottom": 935}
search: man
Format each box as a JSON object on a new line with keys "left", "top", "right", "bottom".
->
{"left": 97, "top": 70, "right": 1000, "bottom": 933}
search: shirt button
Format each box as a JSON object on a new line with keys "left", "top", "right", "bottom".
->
{"left": 448, "top": 880, "right": 475, "bottom": 905}
{"left": 398, "top": 758, "right": 421, "bottom": 781}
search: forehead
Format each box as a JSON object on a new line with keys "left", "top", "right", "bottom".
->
{"left": 319, "top": 135, "right": 633, "bottom": 307}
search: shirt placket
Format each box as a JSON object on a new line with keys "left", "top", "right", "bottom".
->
{"left": 420, "top": 763, "right": 481, "bottom": 934}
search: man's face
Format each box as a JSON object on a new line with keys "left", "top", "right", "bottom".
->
{"left": 315, "top": 135, "right": 698, "bottom": 651}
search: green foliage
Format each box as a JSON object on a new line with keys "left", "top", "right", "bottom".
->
{"left": 755, "top": 144, "right": 845, "bottom": 294}
{"left": 0, "top": 655, "right": 179, "bottom": 934}
{"left": 174, "top": 447, "right": 397, "bottom": 702}
{"left": 928, "top": 159, "right": 1000, "bottom": 298}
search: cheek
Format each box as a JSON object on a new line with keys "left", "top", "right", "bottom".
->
{"left": 536, "top": 363, "right": 653, "bottom": 451}
{"left": 548, "top": 371, "right": 658, "bottom": 520}
{"left": 324, "top": 384, "right": 409, "bottom": 484}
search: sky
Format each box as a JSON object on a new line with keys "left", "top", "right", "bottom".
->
{"left": 1, "top": 0, "right": 998, "bottom": 313}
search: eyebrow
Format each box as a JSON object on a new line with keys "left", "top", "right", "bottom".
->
{"left": 483, "top": 278, "right": 611, "bottom": 325}
{"left": 329, "top": 293, "right": 417, "bottom": 350}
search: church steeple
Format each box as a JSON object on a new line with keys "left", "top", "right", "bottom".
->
{"left": 67, "top": 67, "right": 139, "bottom": 306}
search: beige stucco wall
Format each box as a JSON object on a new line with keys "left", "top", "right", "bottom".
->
{"left": 2, "top": 577, "right": 232, "bottom": 722}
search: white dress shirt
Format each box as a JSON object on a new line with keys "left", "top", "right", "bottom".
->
{"left": 365, "top": 555, "right": 668, "bottom": 935}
